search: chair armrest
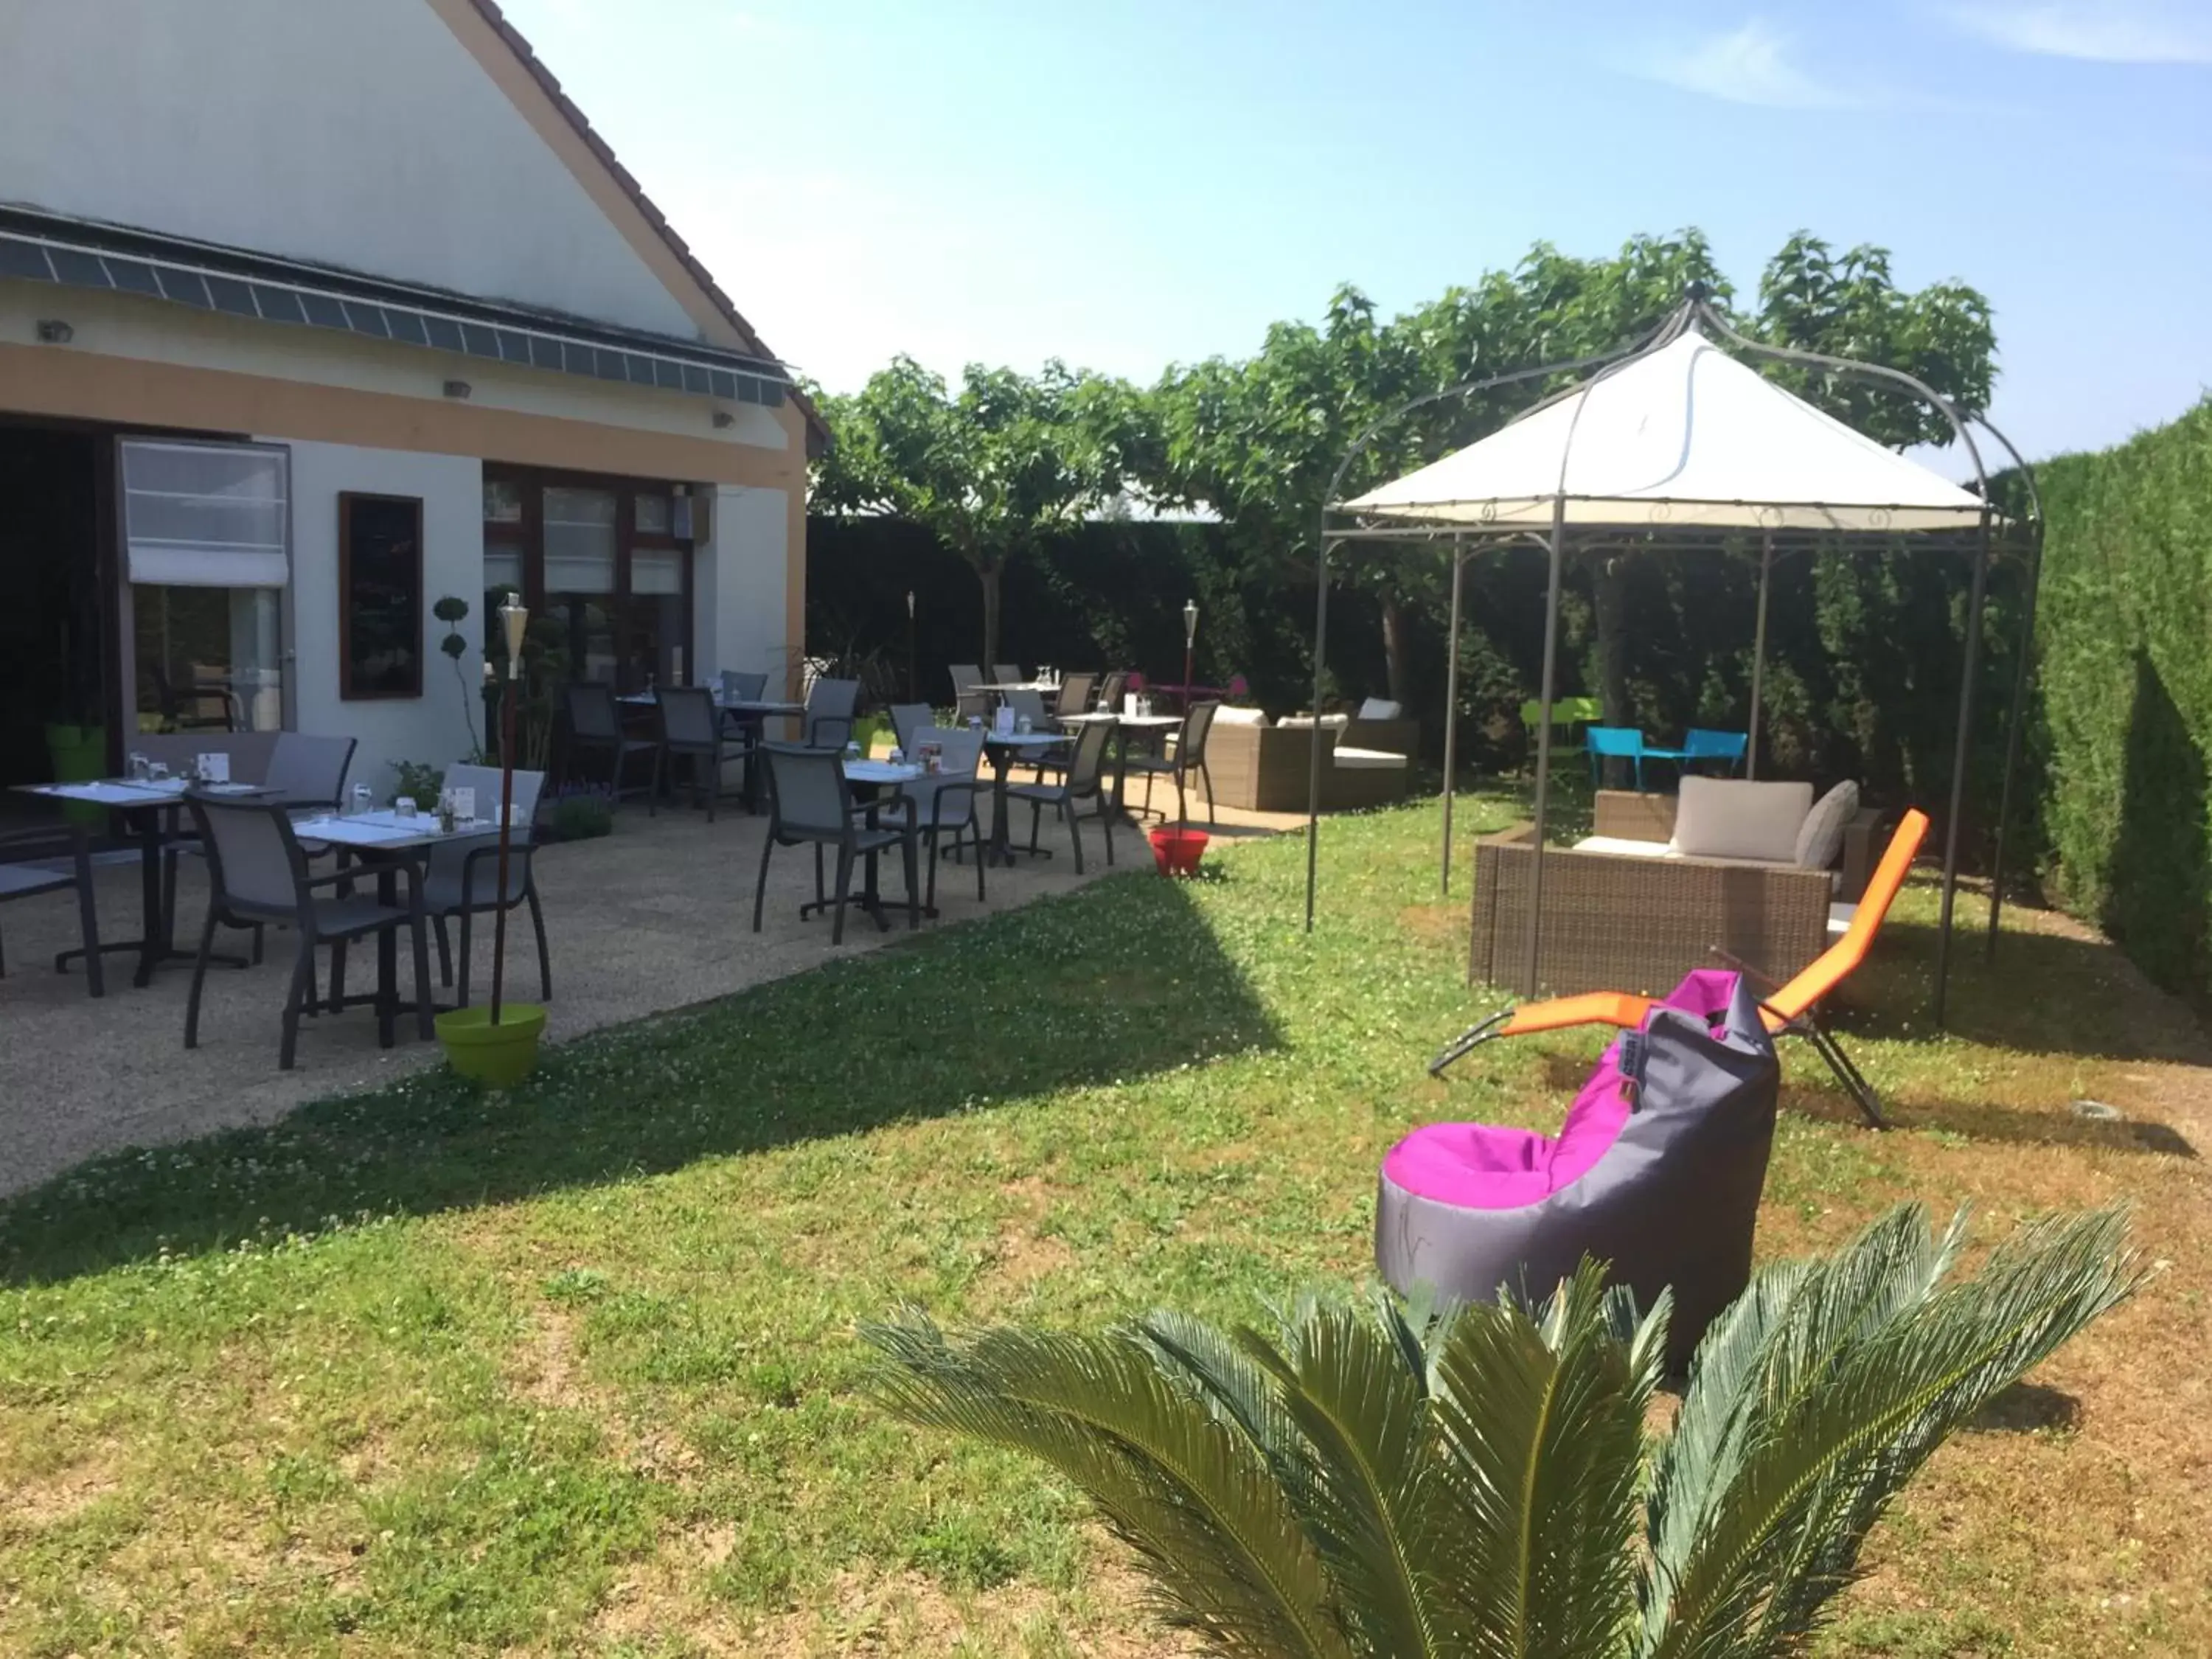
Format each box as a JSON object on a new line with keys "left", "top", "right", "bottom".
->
{"left": 1592, "top": 789, "right": 1676, "bottom": 843}
{"left": 459, "top": 839, "right": 531, "bottom": 902}
{"left": 1836, "top": 807, "right": 1884, "bottom": 902}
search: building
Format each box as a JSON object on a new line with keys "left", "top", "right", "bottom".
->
{"left": 0, "top": 0, "right": 821, "bottom": 800}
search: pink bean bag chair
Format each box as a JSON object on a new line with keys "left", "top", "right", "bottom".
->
{"left": 1377, "top": 970, "right": 1780, "bottom": 1368}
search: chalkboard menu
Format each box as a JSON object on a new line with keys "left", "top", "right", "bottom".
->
{"left": 338, "top": 492, "right": 423, "bottom": 700}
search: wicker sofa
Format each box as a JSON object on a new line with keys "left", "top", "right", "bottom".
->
{"left": 1206, "top": 709, "right": 1416, "bottom": 812}
{"left": 1467, "top": 784, "right": 1883, "bottom": 997}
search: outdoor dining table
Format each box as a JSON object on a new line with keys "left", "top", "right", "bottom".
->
{"left": 289, "top": 809, "right": 505, "bottom": 1045}
{"left": 12, "top": 776, "right": 271, "bottom": 988}
{"left": 815, "top": 758, "right": 928, "bottom": 930}
{"left": 978, "top": 728, "right": 1072, "bottom": 866}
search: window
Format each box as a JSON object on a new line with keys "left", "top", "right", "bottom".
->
{"left": 338, "top": 493, "right": 424, "bottom": 700}
{"left": 481, "top": 467, "right": 695, "bottom": 692}
{"left": 122, "top": 439, "right": 289, "bottom": 733}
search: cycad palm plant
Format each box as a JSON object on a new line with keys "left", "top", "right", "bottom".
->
{"left": 864, "top": 1203, "right": 2138, "bottom": 1659}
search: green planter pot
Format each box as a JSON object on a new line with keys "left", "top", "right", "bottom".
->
{"left": 44, "top": 722, "right": 108, "bottom": 827}
{"left": 434, "top": 1004, "right": 546, "bottom": 1087}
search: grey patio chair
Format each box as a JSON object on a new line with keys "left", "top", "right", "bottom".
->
{"left": 888, "top": 703, "right": 939, "bottom": 754}
{"left": 1127, "top": 699, "right": 1220, "bottom": 827}
{"left": 653, "top": 686, "right": 736, "bottom": 820}
{"left": 184, "top": 796, "right": 433, "bottom": 1070}
{"left": 804, "top": 677, "right": 861, "bottom": 750}
{"left": 566, "top": 681, "right": 659, "bottom": 804}
{"left": 1054, "top": 671, "right": 1099, "bottom": 717}
{"left": 1003, "top": 687, "right": 1061, "bottom": 779}
{"left": 162, "top": 731, "right": 358, "bottom": 957}
{"left": 1008, "top": 717, "right": 1116, "bottom": 873}
{"left": 992, "top": 663, "right": 1023, "bottom": 687}
{"left": 720, "top": 669, "right": 768, "bottom": 702}
{"left": 874, "top": 726, "right": 987, "bottom": 908}
{"left": 1093, "top": 671, "right": 1130, "bottom": 717}
{"left": 949, "top": 664, "right": 987, "bottom": 723}
{"left": 751, "top": 744, "right": 918, "bottom": 945}
{"left": 423, "top": 763, "right": 551, "bottom": 1009}
{"left": 0, "top": 823, "right": 103, "bottom": 997}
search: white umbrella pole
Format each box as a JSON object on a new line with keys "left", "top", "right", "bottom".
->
{"left": 1523, "top": 503, "right": 1568, "bottom": 998}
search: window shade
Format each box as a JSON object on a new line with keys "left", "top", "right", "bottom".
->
{"left": 630, "top": 549, "right": 684, "bottom": 595}
{"left": 483, "top": 546, "right": 524, "bottom": 591}
{"left": 122, "top": 439, "right": 289, "bottom": 587}
{"left": 543, "top": 487, "right": 616, "bottom": 594}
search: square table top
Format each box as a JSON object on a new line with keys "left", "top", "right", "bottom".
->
{"left": 1060, "top": 711, "right": 1181, "bottom": 729}
{"left": 844, "top": 759, "right": 925, "bottom": 786}
{"left": 13, "top": 779, "right": 268, "bottom": 807}
{"left": 973, "top": 681, "right": 1062, "bottom": 695}
{"left": 290, "top": 810, "right": 503, "bottom": 851}
{"left": 982, "top": 728, "right": 1072, "bottom": 747}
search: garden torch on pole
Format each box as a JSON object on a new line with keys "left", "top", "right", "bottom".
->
{"left": 490, "top": 596, "right": 527, "bottom": 1026}
{"left": 1180, "top": 598, "right": 1198, "bottom": 826}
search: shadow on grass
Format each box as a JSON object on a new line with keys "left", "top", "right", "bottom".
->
{"left": 0, "top": 872, "right": 1282, "bottom": 1287}
{"left": 1969, "top": 1380, "right": 2080, "bottom": 1436}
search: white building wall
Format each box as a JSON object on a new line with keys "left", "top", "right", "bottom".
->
{"left": 0, "top": 0, "right": 699, "bottom": 339}
{"left": 277, "top": 442, "right": 485, "bottom": 796}
{"left": 698, "top": 484, "right": 792, "bottom": 691}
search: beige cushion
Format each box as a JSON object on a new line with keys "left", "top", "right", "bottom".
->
{"left": 1277, "top": 713, "right": 1350, "bottom": 731}
{"left": 1213, "top": 705, "right": 1267, "bottom": 726}
{"left": 1795, "top": 780, "right": 1860, "bottom": 869}
{"left": 1356, "top": 697, "right": 1402, "bottom": 720}
{"left": 1332, "top": 745, "right": 1406, "bottom": 771}
{"left": 1669, "top": 777, "right": 1812, "bottom": 863}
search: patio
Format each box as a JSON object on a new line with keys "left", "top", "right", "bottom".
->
{"left": 0, "top": 793, "right": 1308, "bottom": 1197}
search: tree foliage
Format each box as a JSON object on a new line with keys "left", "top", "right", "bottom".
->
{"left": 866, "top": 1203, "right": 2138, "bottom": 1659}
{"left": 812, "top": 355, "right": 1139, "bottom": 670}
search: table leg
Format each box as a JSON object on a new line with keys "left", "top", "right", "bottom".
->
{"left": 376, "top": 866, "right": 398, "bottom": 1048}
{"left": 860, "top": 799, "right": 891, "bottom": 932}
{"left": 987, "top": 749, "right": 1018, "bottom": 868}
{"left": 134, "top": 808, "right": 166, "bottom": 987}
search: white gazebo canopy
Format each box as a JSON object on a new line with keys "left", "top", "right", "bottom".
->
{"left": 1340, "top": 327, "right": 1989, "bottom": 534}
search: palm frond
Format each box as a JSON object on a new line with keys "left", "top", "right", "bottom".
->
{"left": 1639, "top": 1204, "right": 2140, "bottom": 1659}
{"left": 1424, "top": 1262, "right": 1661, "bottom": 1659}
{"left": 1236, "top": 1295, "right": 1460, "bottom": 1658}
{"left": 864, "top": 1313, "right": 1355, "bottom": 1659}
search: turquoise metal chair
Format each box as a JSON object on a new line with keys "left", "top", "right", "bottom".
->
{"left": 1586, "top": 726, "right": 1648, "bottom": 790}
{"left": 1682, "top": 728, "right": 1749, "bottom": 776}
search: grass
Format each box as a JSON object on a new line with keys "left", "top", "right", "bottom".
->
{"left": 3, "top": 794, "right": 2209, "bottom": 1656}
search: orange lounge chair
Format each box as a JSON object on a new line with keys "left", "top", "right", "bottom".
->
{"left": 1430, "top": 809, "right": 1931, "bottom": 1127}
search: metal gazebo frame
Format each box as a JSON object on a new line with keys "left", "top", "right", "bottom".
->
{"left": 1301, "top": 291, "right": 2044, "bottom": 1027}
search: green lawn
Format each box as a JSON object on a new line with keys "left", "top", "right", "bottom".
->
{"left": 4, "top": 797, "right": 2208, "bottom": 1656}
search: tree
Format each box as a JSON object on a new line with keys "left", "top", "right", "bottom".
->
{"left": 866, "top": 1203, "right": 2138, "bottom": 1659}
{"left": 813, "top": 357, "right": 1137, "bottom": 674}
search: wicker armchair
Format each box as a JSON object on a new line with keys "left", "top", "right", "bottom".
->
{"left": 1467, "top": 821, "right": 1834, "bottom": 998}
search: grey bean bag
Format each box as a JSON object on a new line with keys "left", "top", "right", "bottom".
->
{"left": 1377, "top": 969, "right": 1780, "bottom": 1368}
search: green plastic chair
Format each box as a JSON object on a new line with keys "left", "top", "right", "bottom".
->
{"left": 1520, "top": 696, "right": 1602, "bottom": 756}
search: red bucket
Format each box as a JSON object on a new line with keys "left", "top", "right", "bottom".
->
{"left": 1149, "top": 826, "right": 1209, "bottom": 876}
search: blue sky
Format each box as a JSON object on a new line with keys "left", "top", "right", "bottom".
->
{"left": 504, "top": 0, "right": 2211, "bottom": 465}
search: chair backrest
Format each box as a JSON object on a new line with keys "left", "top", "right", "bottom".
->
{"left": 442, "top": 762, "right": 546, "bottom": 827}
{"left": 189, "top": 796, "right": 308, "bottom": 916}
{"left": 804, "top": 677, "right": 860, "bottom": 747}
{"left": 721, "top": 669, "right": 768, "bottom": 702}
{"left": 761, "top": 742, "right": 852, "bottom": 835}
{"left": 1521, "top": 696, "right": 1603, "bottom": 731}
{"left": 949, "top": 664, "right": 983, "bottom": 697}
{"left": 1065, "top": 715, "right": 1113, "bottom": 791}
{"left": 928, "top": 726, "right": 984, "bottom": 779}
{"left": 1765, "top": 810, "right": 1930, "bottom": 1026}
{"left": 889, "top": 703, "right": 938, "bottom": 753}
{"left": 567, "top": 681, "right": 622, "bottom": 742}
{"left": 992, "top": 663, "right": 1022, "bottom": 686}
{"left": 1005, "top": 688, "right": 1049, "bottom": 728}
{"left": 1180, "top": 700, "right": 1222, "bottom": 765}
{"left": 265, "top": 732, "right": 356, "bottom": 804}
{"left": 1096, "top": 671, "right": 1129, "bottom": 713}
{"left": 1587, "top": 726, "right": 1646, "bottom": 759}
{"left": 1055, "top": 672, "right": 1098, "bottom": 716}
{"left": 658, "top": 686, "right": 720, "bottom": 747}
{"left": 1683, "top": 728, "right": 1749, "bottom": 761}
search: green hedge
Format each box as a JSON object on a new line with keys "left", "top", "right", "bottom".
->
{"left": 2028, "top": 397, "right": 2212, "bottom": 995}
